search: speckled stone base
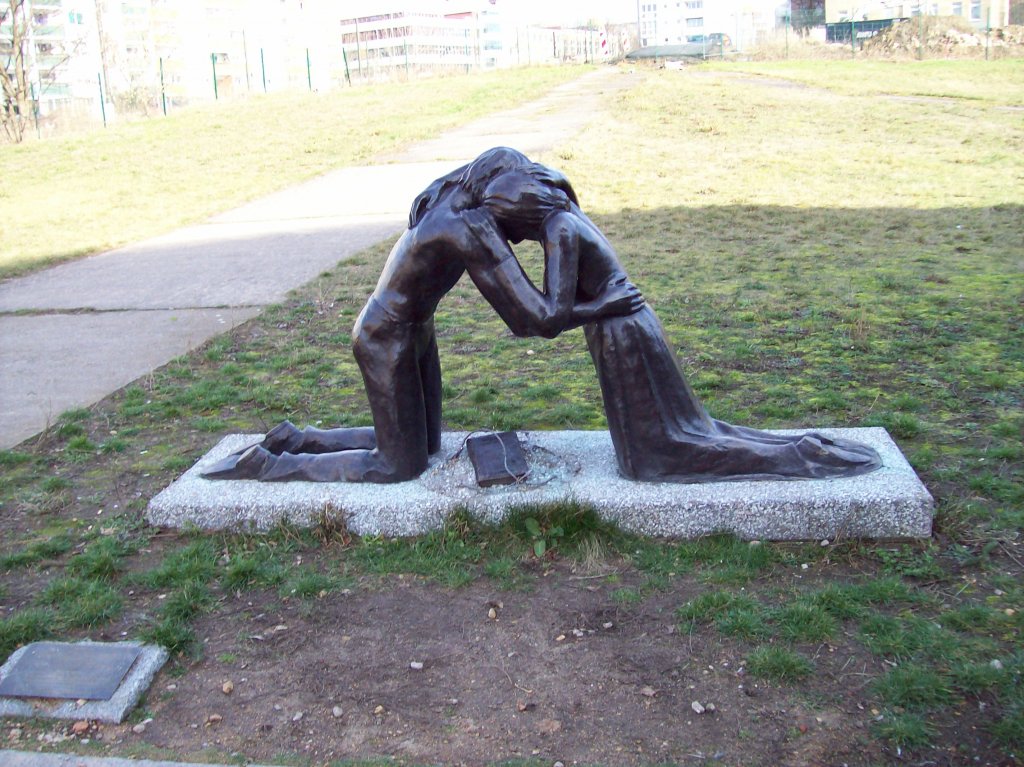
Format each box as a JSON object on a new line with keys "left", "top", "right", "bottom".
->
{"left": 146, "top": 428, "right": 932, "bottom": 540}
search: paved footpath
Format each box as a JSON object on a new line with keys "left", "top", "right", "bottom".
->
{"left": 0, "top": 752, "right": 274, "bottom": 767}
{"left": 0, "top": 68, "right": 636, "bottom": 450}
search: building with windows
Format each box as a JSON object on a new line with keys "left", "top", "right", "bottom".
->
{"left": 1, "top": 0, "right": 101, "bottom": 115}
{"left": 824, "top": 0, "right": 1011, "bottom": 26}
{"left": 340, "top": 10, "right": 483, "bottom": 79}
{"left": 5, "top": 0, "right": 625, "bottom": 132}
{"left": 338, "top": 2, "right": 608, "bottom": 80}
{"left": 639, "top": 0, "right": 716, "bottom": 46}
{"left": 637, "top": 0, "right": 777, "bottom": 50}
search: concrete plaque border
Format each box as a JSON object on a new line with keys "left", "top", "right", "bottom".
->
{"left": 0, "top": 641, "right": 168, "bottom": 724}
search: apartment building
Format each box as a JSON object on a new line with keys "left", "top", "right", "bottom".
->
{"left": 824, "top": 0, "right": 1011, "bottom": 26}
{"left": 637, "top": 0, "right": 777, "bottom": 50}
{"left": 1, "top": 0, "right": 101, "bottom": 114}
{"left": 5, "top": 0, "right": 620, "bottom": 125}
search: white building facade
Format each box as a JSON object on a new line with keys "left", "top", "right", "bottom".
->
{"left": 5, "top": 0, "right": 626, "bottom": 132}
{"left": 1, "top": 0, "right": 103, "bottom": 115}
{"left": 824, "top": 0, "right": 1011, "bottom": 26}
{"left": 637, "top": 0, "right": 778, "bottom": 50}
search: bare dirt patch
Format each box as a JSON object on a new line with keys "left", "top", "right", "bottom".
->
{"left": 125, "top": 569, "right": 884, "bottom": 767}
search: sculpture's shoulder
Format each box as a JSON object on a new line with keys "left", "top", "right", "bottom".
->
{"left": 543, "top": 207, "right": 577, "bottom": 228}
{"left": 409, "top": 206, "right": 474, "bottom": 251}
{"left": 539, "top": 207, "right": 584, "bottom": 242}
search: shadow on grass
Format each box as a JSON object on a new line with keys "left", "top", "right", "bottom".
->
{"left": 4, "top": 202, "right": 1020, "bottom": 522}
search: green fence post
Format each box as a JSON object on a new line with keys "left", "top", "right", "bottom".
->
{"left": 851, "top": 17, "right": 856, "bottom": 56}
{"left": 260, "top": 48, "right": 267, "bottom": 92}
{"left": 342, "top": 47, "right": 351, "bottom": 85}
{"left": 97, "top": 73, "right": 107, "bottom": 127}
{"left": 785, "top": 1, "right": 790, "bottom": 58}
{"left": 159, "top": 57, "right": 167, "bottom": 115}
{"left": 30, "top": 81, "right": 39, "bottom": 137}
{"left": 211, "top": 53, "right": 218, "bottom": 99}
{"left": 306, "top": 47, "right": 312, "bottom": 90}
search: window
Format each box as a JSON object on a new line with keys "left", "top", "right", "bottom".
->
{"left": 970, "top": 0, "right": 981, "bottom": 19}
{"left": 952, "top": 1, "right": 962, "bottom": 13}
{"left": 686, "top": 16, "right": 703, "bottom": 27}
{"left": 686, "top": 0, "right": 702, "bottom": 7}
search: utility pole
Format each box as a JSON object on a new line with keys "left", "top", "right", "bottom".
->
{"left": 354, "top": 16, "right": 363, "bottom": 79}
{"left": 93, "top": 0, "right": 113, "bottom": 109}
{"left": 919, "top": 2, "right": 925, "bottom": 59}
{"left": 985, "top": 4, "right": 991, "bottom": 59}
{"left": 242, "top": 29, "right": 250, "bottom": 91}
{"left": 785, "top": 0, "right": 791, "bottom": 58}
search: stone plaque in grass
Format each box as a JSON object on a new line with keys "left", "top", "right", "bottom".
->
{"left": 466, "top": 431, "right": 529, "bottom": 487}
{"left": 0, "top": 641, "right": 142, "bottom": 701}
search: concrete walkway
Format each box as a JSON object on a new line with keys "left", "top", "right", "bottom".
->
{"left": 0, "top": 752, "right": 275, "bottom": 767}
{"left": 0, "top": 68, "right": 636, "bottom": 450}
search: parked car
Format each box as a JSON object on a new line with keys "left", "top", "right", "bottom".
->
{"left": 686, "top": 33, "right": 733, "bottom": 49}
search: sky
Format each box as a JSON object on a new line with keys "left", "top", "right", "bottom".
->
{"left": 500, "top": 0, "right": 784, "bottom": 27}
{"left": 499, "top": 0, "right": 640, "bottom": 25}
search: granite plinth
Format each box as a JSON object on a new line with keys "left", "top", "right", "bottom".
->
{"left": 146, "top": 428, "right": 932, "bottom": 540}
{"left": 0, "top": 641, "right": 168, "bottom": 723}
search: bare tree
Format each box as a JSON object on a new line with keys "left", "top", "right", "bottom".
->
{"left": 0, "top": 0, "right": 31, "bottom": 142}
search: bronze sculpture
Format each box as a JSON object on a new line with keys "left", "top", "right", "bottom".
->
{"left": 204, "top": 147, "right": 880, "bottom": 484}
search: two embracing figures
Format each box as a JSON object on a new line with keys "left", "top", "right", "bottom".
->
{"left": 205, "top": 147, "right": 880, "bottom": 485}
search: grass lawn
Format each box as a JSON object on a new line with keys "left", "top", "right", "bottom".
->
{"left": 0, "top": 59, "right": 1022, "bottom": 765}
{"left": 0, "top": 65, "right": 587, "bottom": 279}
{"left": 701, "top": 58, "right": 1024, "bottom": 103}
